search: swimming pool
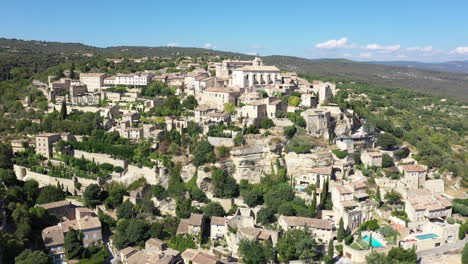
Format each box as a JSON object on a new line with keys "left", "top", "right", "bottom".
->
{"left": 362, "top": 235, "right": 384, "bottom": 247}
{"left": 415, "top": 233, "right": 439, "bottom": 240}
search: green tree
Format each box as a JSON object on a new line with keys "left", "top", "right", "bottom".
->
{"left": 386, "top": 247, "right": 417, "bottom": 263}
{"left": 224, "top": 103, "right": 236, "bottom": 114}
{"left": 211, "top": 168, "right": 239, "bottom": 198}
{"left": 376, "top": 133, "right": 397, "bottom": 150}
{"left": 117, "top": 200, "right": 134, "bottom": 219}
{"left": 238, "top": 239, "right": 274, "bottom": 264}
{"left": 176, "top": 198, "right": 192, "bottom": 218}
{"left": 202, "top": 202, "right": 226, "bottom": 217}
{"left": 83, "top": 184, "right": 102, "bottom": 208}
{"left": 277, "top": 229, "right": 318, "bottom": 263}
{"left": 337, "top": 218, "right": 345, "bottom": 242}
{"left": 152, "top": 184, "right": 167, "bottom": 200}
{"left": 60, "top": 100, "right": 67, "bottom": 120}
{"left": 462, "top": 242, "right": 468, "bottom": 264}
{"left": 365, "top": 252, "right": 388, "bottom": 264}
{"left": 288, "top": 96, "right": 301, "bottom": 106}
{"left": 192, "top": 141, "right": 216, "bottom": 166}
{"left": 15, "top": 249, "right": 50, "bottom": 264}
{"left": 309, "top": 190, "right": 317, "bottom": 217}
{"left": 381, "top": 154, "right": 394, "bottom": 168}
{"left": 23, "top": 179, "right": 39, "bottom": 203}
{"left": 64, "top": 229, "right": 83, "bottom": 260}
{"left": 241, "top": 187, "right": 263, "bottom": 208}
{"left": 182, "top": 95, "right": 198, "bottom": 110}
{"left": 384, "top": 190, "right": 402, "bottom": 204}
{"left": 257, "top": 207, "right": 276, "bottom": 225}
{"left": 168, "top": 234, "right": 196, "bottom": 252}
{"left": 325, "top": 239, "right": 334, "bottom": 264}
{"left": 0, "top": 143, "right": 13, "bottom": 169}
{"left": 37, "top": 185, "right": 66, "bottom": 204}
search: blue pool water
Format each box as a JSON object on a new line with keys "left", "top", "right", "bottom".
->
{"left": 415, "top": 233, "right": 439, "bottom": 240}
{"left": 362, "top": 235, "right": 384, "bottom": 247}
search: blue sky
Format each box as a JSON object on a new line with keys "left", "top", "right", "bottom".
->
{"left": 2, "top": 0, "right": 468, "bottom": 62}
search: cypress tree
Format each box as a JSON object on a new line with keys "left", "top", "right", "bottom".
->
{"left": 337, "top": 217, "right": 345, "bottom": 242}
{"left": 376, "top": 186, "right": 382, "bottom": 205}
{"left": 310, "top": 190, "right": 317, "bottom": 217}
{"left": 60, "top": 100, "right": 67, "bottom": 120}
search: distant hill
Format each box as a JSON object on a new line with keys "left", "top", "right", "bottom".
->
{"left": 263, "top": 56, "right": 468, "bottom": 101}
{"left": 371, "top": 60, "right": 468, "bottom": 74}
{"left": 0, "top": 38, "right": 250, "bottom": 58}
{"left": 1, "top": 38, "right": 467, "bottom": 100}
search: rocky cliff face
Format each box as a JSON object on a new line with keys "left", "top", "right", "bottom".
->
{"left": 230, "top": 136, "right": 283, "bottom": 183}
{"left": 332, "top": 111, "right": 361, "bottom": 137}
{"left": 284, "top": 152, "right": 333, "bottom": 178}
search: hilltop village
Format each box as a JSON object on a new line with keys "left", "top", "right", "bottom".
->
{"left": 2, "top": 54, "right": 467, "bottom": 264}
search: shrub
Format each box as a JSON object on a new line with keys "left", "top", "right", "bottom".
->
{"left": 285, "top": 136, "right": 314, "bottom": 153}
{"left": 261, "top": 118, "right": 275, "bottom": 129}
{"left": 332, "top": 149, "right": 348, "bottom": 159}
{"left": 283, "top": 126, "right": 297, "bottom": 139}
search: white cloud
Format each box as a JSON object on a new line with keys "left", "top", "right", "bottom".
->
{"left": 204, "top": 43, "right": 217, "bottom": 49}
{"left": 315, "top": 37, "right": 349, "bottom": 49}
{"left": 406, "top": 46, "right": 433, "bottom": 52}
{"left": 365, "top": 44, "right": 401, "bottom": 52}
{"left": 166, "top": 43, "right": 180, "bottom": 47}
{"left": 452, "top": 46, "right": 468, "bottom": 54}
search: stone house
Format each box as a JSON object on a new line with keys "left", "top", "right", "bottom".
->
{"left": 294, "top": 166, "right": 332, "bottom": 191}
{"left": 42, "top": 207, "right": 102, "bottom": 262}
{"left": 210, "top": 216, "right": 228, "bottom": 240}
{"left": 277, "top": 216, "right": 333, "bottom": 243}
{"left": 405, "top": 189, "right": 452, "bottom": 228}
{"left": 399, "top": 164, "right": 427, "bottom": 189}
{"left": 176, "top": 213, "right": 205, "bottom": 237}
{"left": 200, "top": 87, "right": 240, "bottom": 111}
{"left": 361, "top": 150, "right": 382, "bottom": 167}
{"left": 181, "top": 249, "right": 219, "bottom": 264}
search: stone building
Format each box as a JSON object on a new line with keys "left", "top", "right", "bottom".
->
{"left": 42, "top": 207, "right": 102, "bottom": 262}
{"left": 79, "top": 73, "right": 107, "bottom": 92}
{"left": 231, "top": 57, "right": 280, "bottom": 88}
{"left": 278, "top": 216, "right": 333, "bottom": 243}
{"left": 176, "top": 213, "right": 205, "bottom": 237}
{"left": 200, "top": 87, "right": 240, "bottom": 111}
{"left": 361, "top": 149, "right": 383, "bottom": 167}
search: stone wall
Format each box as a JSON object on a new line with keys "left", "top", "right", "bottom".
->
{"left": 207, "top": 137, "right": 234, "bottom": 147}
{"left": 73, "top": 150, "right": 128, "bottom": 169}
{"left": 13, "top": 165, "right": 97, "bottom": 195}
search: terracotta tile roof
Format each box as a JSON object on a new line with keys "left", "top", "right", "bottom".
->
{"left": 191, "top": 252, "right": 218, "bottom": 264}
{"left": 39, "top": 200, "right": 72, "bottom": 210}
{"left": 335, "top": 185, "right": 354, "bottom": 195}
{"left": 280, "top": 216, "right": 332, "bottom": 230}
{"left": 211, "top": 216, "right": 226, "bottom": 226}
{"left": 42, "top": 225, "right": 64, "bottom": 247}
{"left": 402, "top": 164, "right": 427, "bottom": 172}
{"left": 189, "top": 213, "right": 203, "bottom": 226}
{"left": 176, "top": 219, "right": 189, "bottom": 234}
{"left": 146, "top": 238, "right": 165, "bottom": 248}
